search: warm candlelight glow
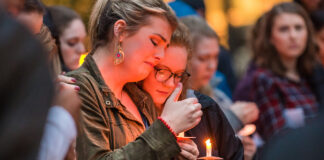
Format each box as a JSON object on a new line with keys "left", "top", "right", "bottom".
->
{"left": 238, "top": 124, "right": 256, "bottom": 137}
{"left": 206, "top": 139, "right": 212, "bottom": 157}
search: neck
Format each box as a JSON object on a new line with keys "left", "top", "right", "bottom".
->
{"left": 281, "top": 56, "right": 300, "bottom": 81}
{"left": 156, "top": 103, "right": 163, "bottom": 115}
{"left": 93, "top": 46, "right": 127, "bottom": 99}
{"left": 189, "top": 80, "right": 200, "bottom": 91}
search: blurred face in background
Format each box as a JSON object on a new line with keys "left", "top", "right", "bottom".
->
{"left": 1, "top": 0, "right": 24, "bottom": 16}
{"left": 16, "top": 11, "right": 43, "bottom": 34}
{"left": 59, "top": 19, "right": 86, "bottom": 70}
{"left": 189, "top": 37, "right": 219, "bottom": 90}
{"left": 271, "top": 13, "right": 308, "bottom": 62}
{"left": 142, "top": 45, "right": 188, "bottom": 107}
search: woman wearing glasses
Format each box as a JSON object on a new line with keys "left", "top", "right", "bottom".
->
{"left": 141, "top": 23, "right": 243, "bottom": 159}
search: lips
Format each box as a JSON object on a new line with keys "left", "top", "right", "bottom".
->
{"left": 144, "top": 61, "right": 155, "bottom": 68}
{"left": 156, "top": 90, "right": 169, "bottom": 95}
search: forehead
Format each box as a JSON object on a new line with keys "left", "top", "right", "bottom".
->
{"left": 62, "top": 19, "right": 86, "bottom": 38}
{"left": 159, "top": 45, "right": 188, "bottom": 71}
{"left": 136, "top": 15, "right": 172, "bottom": 44}
{"left": 195, "top": 37, "right": 219, "bottom": 56}
{"left": 273, "top": 13, "right": 305, "bottom": 26}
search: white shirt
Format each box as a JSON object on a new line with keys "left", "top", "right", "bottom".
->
{"left": 38, "top": 106, "right": 77, "bottom": 160}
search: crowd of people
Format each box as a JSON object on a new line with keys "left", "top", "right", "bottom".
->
{"left": 0, "top": 0, "right": 323, "bottom": 160}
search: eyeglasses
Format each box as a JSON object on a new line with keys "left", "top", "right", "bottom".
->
{"left": 154, "top": 66, "right": 191, "bottom": 84}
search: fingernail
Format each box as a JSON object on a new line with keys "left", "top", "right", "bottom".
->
{"left": 74, "top": 86, "right": 80, "bottom": 91}
{"left": 71, "top": 78, "right": 77, "bottom": 83}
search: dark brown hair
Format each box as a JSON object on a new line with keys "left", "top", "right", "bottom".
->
{"left": 170, "top": 22, "right": 192, "bottom": 100}
{"left": 252, "top": 2, "right": 318, "bottom": 77}
{"left": 89, "top": 0, "right": 178, "bottom": 50}
{"left": 21, "top": 0, "right": 45, "bottom": 14}
{"left": 47, "top": 6, "right": 81, "bottom": 39}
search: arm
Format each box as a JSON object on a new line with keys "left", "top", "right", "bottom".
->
{"left": 38, "top": 106, "right": 77, "bottom": 160}
{"left": 71, "top": 73, "right": 180, "bottom": 160}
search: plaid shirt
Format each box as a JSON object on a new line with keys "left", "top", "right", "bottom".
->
{"left": 252, "top": 68, "right": 319, "bottom": 141}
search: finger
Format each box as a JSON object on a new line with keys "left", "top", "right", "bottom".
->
{"left": 179, "top": 148, "right": 197, "bottom": 160}
{"left": 60, "top": 82, "right": 80, "bottom": 91}
{"left": 182, "top": 97, "right": 198, "bottom": 105}
{"left": 179, "top": 150, "right": 195, "bottom": 160}
{"left": 57, "top": 75, "right": 76, "bottom": 84}
{"left": 192, "top": 117, "right": 201, "bottom": 127}
{"left": 178, "top": 141, "right": 199, "bottom": 155}
{"left": 193, "top": 103, "right": 202, "bottom": 111}
{"left": 192, "top": 110, "right": 203, "bottom": 119}
{"left": 167, "top": 82, "right": 182, "bottom": 102}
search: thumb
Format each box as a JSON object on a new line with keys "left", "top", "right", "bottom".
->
{"left": 167, "top": 82, "right": 183, "bottom": 103}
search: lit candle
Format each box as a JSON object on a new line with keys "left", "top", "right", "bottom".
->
{"left": 178, "top": 132, "right": 185, "bottom": 137}
{"left": 206, "top": 139, "right": 212, "bottom": 157}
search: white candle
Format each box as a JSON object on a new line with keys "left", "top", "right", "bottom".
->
{"left": 206, "top": 139, "right": 212, "bottom": 157}
{"left": 178, "top": 132, "right": 185, "bottom": 137}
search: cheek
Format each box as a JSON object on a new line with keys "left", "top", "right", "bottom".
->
{"left": 60, "top": 40, "right": 73, "bottom": 55}
{"left": 301, "top": 31, "right": 308, "bottom": 45}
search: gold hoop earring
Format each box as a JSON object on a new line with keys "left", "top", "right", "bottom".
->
{"left": 114, "top": 42, "right": 124, "bottom": 65}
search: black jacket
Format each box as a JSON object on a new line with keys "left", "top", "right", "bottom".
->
{"left": 309, "top": 64, "right": 324, "bottom": 111}
{"left": 185, "top": 91, "right": 244, "bottom": 160}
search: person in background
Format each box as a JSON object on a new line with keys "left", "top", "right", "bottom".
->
{"left": 45, "top": 5, "right": 86, "bottom": 72}
{"left": 169, "top": 0, "right": 237, "bottom": 94}
{"left": 1, "top": 1, "right": 82, "bottom": 159}
{"left": 141, "top": 22, "right": 244, "bottom": 160}
{"left": 15, "top": 0, "right": 44, "bottom": 34}
{"left": 233, "top": 14, "right": 266, "bottom": 102}
{"left": 13, "top": 0, "right": 62, "bottom": 76}
{"left": 67, "top": 0, "right": 203, "bottom": 159}
{"left": 247, "top": 2, "right": 323, "bottom": 143}
{"left": 0, "top": 8, "right": 53, "bottom": 159}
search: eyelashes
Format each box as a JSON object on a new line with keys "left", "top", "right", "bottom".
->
{"left": 150, "top": 38, "right": 158, "bottom": 46}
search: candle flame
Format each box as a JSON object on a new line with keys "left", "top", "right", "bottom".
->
{"left": 206, "top": 139, "right": 211, "bottom": 147}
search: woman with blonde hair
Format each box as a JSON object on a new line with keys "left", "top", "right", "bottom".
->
{"left": 67, "top": 0, "right": 203, "bottom": 159}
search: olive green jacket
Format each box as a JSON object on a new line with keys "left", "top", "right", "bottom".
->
{"left": 67, "top": 55, "right": 180, "bottom": 160}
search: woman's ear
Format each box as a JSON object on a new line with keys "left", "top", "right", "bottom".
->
{"left": 113, "top": 19, "right": 127, "bottom": 41}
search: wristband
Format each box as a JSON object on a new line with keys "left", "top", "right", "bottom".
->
{"left": 157, "top": 117, "right": 177, "bottom": 139}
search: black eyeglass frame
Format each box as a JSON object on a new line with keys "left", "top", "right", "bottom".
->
{"left": 154, "top": 66, "right": 191, "bottom": 84}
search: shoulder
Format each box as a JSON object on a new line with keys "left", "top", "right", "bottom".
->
{"left": 193, "top": 91, "right": 222, "bottom": 113}
{"left": 252, "top": 67, "right": 278, "bottom": 88}
{"left": 66, "top": 67, "right": 99, "bottom": 97}
{"left": 66, "top": 67, "right": 92, "bottom": 85}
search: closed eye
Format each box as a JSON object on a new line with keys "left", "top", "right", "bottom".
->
{"left": 150, "top": 38, "right": 158, "bottom": 46}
